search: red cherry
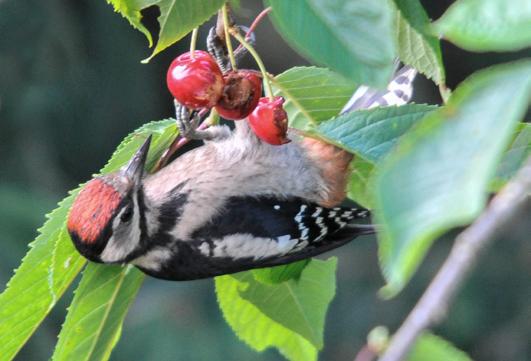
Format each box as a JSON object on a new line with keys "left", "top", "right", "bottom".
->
{"left": 166, "top": 50, "right": 224, "bottom": 109}
{"left": 215, "top": 70, "right": 262, "bottom": 120}
{"left": 247, "top": 96, "right": 290, "bottom": 145}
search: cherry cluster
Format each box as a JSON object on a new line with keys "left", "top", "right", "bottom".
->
{"left": 166, "top": 50, "right": 289, "bottom": 145}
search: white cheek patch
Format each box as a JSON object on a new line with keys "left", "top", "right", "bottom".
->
{"left": 100, "top": 197, "right": 142, "bottom": 263}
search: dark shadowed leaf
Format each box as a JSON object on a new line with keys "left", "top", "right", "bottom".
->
{"left": 393, "top": 0, "right": 445, "bottom": 85}
{"left": 106, "top": 0, "right": 225, "bottom": 62}
{"left": 315, "top": 104, "right": 437, "bottom": 162}
{"left": 347, "top": 158, "right": 376, "bottom": 209}
{"left": 491, "top": 123, "right": 531, "bottom": 191}
{"left": 433, "top": 0, "right": 531, "bottom": 51}
{"left": 266, "top": 0, "right": 396, "bottom": 87}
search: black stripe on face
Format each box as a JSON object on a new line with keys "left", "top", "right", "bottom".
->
{"left": 150, "top": 182, "right": 189, "bottom": 247}
{"left": 121, "top": 186, "right": 149, "bottom": 263}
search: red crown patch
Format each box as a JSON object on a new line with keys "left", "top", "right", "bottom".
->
{"left": 67, "top": 178, "right": 121, "bottom": 244}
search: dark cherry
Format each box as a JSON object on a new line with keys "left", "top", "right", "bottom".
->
{"left": 215, "top": 70, "right": 262, "bottom": 120}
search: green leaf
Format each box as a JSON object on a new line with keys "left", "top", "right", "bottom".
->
{"left": 106, "top": 0, "right": 224, "bottom": 62}
{"left": 393, "top": 0, "right": 445, "bottom": 85}
{"left": 433, "top": 0, "right": 531, "bottom": 52}
{"left": 407, "top": 333, "right": 472, "bottom": 361}
{"left": 272, "top": 67, "right": 357, "bottom": 132}
{"left": 375, "top": 60, "right": 531, "bottom": 296}
{"left": 52, "top": 266, "right": 144, "bottom": 361}
{"left": 106, "top": 0, "right": 155, "bottom": 47}
{"left": 215, "top": 258, "right": 337, "bottom": 360}
{"left": 491, "top": 123, "right": 531, "bottom": 191}
{"left": 0, "top": 193, "right": 85, "bottom": 361}
{"left": 52, "top": 119, "right": 178, "bottom": 361}
{"left": 347, "top": 158, "right": 375, "bottom": 209}
{"left": 266, "top": 0, "right": 396, "bottom": 87}
{"left": 315, "top": 104, "right": 437, "bottom": 163}
{"left": 252, "top": 260, "right": 310, "bottom": 285}
{"left": 0, "top": 119, "right": 177, "bottom": 361}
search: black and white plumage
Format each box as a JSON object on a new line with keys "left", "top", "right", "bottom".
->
{"left": 67, "top": 64, "right": 417, "bottom": 281}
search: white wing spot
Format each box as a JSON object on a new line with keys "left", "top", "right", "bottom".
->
{"left": 277, "top": 235, "right": 297, "bottom": 253}
{"left": 312, "top": 207, "right": 323, "bottom": 218}
{"left": 274, "top": 205, "right": 280, "bottom": 210}
{"left": 198, "top": 242, "right": 210, "bottom": 256}
{"left": 334, "top": 217, "right": 347, "bottom": 227}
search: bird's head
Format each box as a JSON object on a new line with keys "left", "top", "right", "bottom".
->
{"left": 67, "top": 136, "right": 152, "bottom": 264}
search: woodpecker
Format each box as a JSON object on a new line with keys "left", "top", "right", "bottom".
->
{"left": 66, "top": 64, "right": 416, "bottom": 281}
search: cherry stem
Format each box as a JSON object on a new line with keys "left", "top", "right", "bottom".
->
{"left": 189, "top": 28, "right": 199, "bottom": 57}
{"left": 222, "top": 4, "right": 237, "bottom": 71}
{"left": 230, "top": 30, "right": 274, "bottom": 100}
{"left": 234, "top": 7, "right": 272, "bottom": 53}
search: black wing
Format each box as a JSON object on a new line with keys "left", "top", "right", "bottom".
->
{"left": 144, "top": 196, "right": 373, "bottom": 281}
{"left": 186, "top": 196, "right": 373, "bottom": 273}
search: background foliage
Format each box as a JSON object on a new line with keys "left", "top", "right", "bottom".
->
{"left": 0, "top": 0, "right": 529, "bottom": 360}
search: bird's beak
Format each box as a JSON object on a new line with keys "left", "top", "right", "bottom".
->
{"left": 122, "top": 135, "right": 152, "bottom": 186}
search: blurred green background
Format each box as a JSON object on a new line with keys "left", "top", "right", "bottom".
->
{"left": 0, "top": 1, "right": 529, "bottom": 360}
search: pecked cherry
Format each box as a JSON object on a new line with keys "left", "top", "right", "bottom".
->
{"left": 247, "top": 96, "right": 290, "bottom": 145}
{"left": 215, "top": 70, "right": 262, "bottom": 120}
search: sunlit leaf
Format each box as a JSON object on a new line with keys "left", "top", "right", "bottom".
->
{"left": 52, "top": 266, "right": 144, "bottom": 361}
{"left": 252, "top": 260, "right": 310, "bottom": 285}
{"left": 407, "top": 333, "right": 472, "bottom": 361}
{"left": 216, "top": 258, "right": 337, "bottom": 360}
{"left": 272, "top": 67, "right": 357, "bottom": 132}
{"left": 375, "top": 60, "right": 531, "bottom": 296}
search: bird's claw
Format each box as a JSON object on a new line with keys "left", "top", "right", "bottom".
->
{"left": 175, "top": 100, "right": 205, "bottom": 140}
{"left": 206, "top": 26, "right": 256, "bottom": 72}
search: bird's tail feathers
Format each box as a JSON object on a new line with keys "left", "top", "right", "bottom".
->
{"left": 340, "top": 64, "right": 417, "bottom": 114}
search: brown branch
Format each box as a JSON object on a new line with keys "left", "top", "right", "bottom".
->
{"left": 379, "top": 157, "right": 531, "bottom": 361}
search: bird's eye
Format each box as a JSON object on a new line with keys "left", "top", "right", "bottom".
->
{"left": 120, "top": 207, "right": 133, "bottom": 223}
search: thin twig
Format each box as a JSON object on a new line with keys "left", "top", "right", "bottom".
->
{"left": 234, "top": 7, "right": 272, "bottom": 53}
{"left": 379, "top": 157, "right": 531, "bottom": 361}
